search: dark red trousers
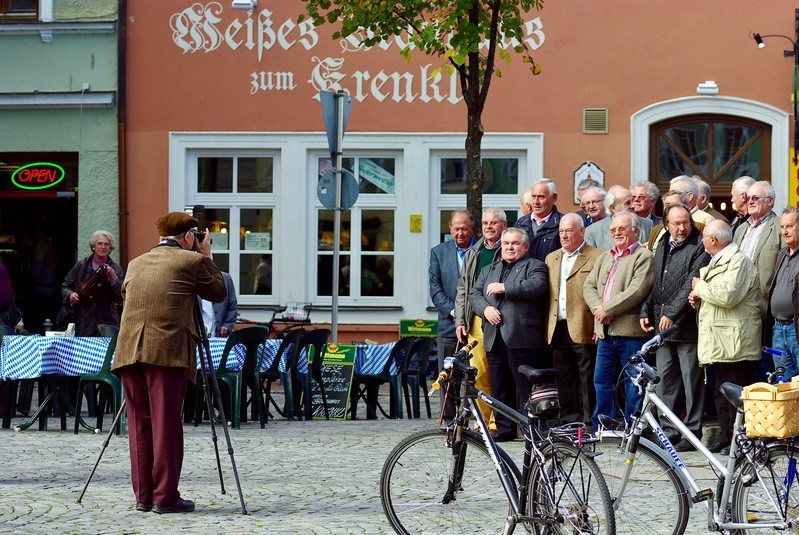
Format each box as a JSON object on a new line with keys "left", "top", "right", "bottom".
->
{"left": 120, "top": 362, "right": 188, "bottom": 506}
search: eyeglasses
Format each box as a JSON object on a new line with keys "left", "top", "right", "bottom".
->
{"left": 609, "top": 226, "right": 630, "bottom": 234}
{"left": 748, "top": 195, "right": 772, "bottom": 203}
{"left": 558, "top": 229, "right": 576, "bottom": 235}
{"left": 583, "top": 199, "right": 603, "bottom": 206}
{"left": 95, "top": 242, "right": 111, "bottom": 248}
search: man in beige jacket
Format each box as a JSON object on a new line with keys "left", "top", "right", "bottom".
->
{"left": 584, "top": 211, "right": 653, "bottom": 427}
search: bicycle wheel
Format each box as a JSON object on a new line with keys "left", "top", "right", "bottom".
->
{"left": 380, "top": 428, "right": 521, "bottom": 534}
{"left": 527, "top": 440, "right": 615, "bottom": 534}
{"left": 730, "top": 441, "right": 799, "bottom": 533}
{"left": 590, "top": 431, "right": 689, "bottom": 535}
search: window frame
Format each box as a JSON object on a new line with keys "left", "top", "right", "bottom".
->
{"left": 0, "top": 0, "right": 39, "bottom": 19}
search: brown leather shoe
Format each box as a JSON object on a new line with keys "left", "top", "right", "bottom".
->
{"left": 135, "top": 503, "right": 152, "bottom": 512}
{"left": 152, "top": 498, "right": 195, "bottom": 514}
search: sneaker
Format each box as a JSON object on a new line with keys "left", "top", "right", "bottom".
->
{"left": 152, "top": 498, "right": 195, "bottom": 514}
{"left": 706, "top": 440, "right": 730, "bottom": 454}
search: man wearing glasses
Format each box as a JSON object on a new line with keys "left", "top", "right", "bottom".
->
{"left": 733, "top": 180, "right": 782, "bottom": 299}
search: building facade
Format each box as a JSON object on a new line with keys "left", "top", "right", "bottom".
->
{"left": 118, "top": 1, "right": 795, "bottom": 339}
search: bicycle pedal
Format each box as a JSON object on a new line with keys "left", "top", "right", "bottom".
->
{"left": 691, "top": 488, "right": 713, "bottom": 503}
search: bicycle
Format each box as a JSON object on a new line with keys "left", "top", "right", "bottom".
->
{"left": 236, "top": 302, "right": 312, "bottom": 339}
{"left": 589, "top": 325, "right": 799, "bottom": 534}
{"left": 379, "top": 341, "right": 615, "bottom": 534}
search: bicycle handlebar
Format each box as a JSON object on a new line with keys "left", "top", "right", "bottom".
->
{"left": 639, "top": 324, "right": 679, "bottom": 354}
{"left": 627, "top": 325, "right": 679, "bottom": 384}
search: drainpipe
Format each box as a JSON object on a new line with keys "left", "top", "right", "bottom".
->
{"left": 117, "top": 0, "right": 128, "bottom": 265}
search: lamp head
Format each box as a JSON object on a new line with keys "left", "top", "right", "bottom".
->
{"left": 754, "top": 33, "right": 765, "bottom": 48}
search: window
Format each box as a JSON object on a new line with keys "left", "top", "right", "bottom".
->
{"left": 1, "top": 0, "right": 37, "bottom": 18}
{"left": 650, "top": 114, "right": 771, "bottom": 195}
{"left": 189, "top": 153, "right": 276, "bottom": 303}
{"left": 434, "top": 154, "right": 522, "bottom": 243}
{"left": 315, "top": 154, "right": 396, "bottom": 301}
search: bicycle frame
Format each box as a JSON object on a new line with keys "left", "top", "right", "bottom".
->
{"left": 444, "top": 355, "right": 577, "bottom": 533}
{"left": 612, "top": 364, "right": 792, "bottom": 531}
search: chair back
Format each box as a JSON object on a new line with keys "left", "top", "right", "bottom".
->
{"left": 299, "top": 329, "right": 331, "bottom": 375}
{"left": 98, "top": 324, "right": 120, "bottom": 338}
{"left": 220, "top": 326, "right": 270, "bottom": 373}
{"left": 387, "top": 337, "right": 415, "bottom": 377}
{"left": 98, "top": 330, "right": 119, "bottom": 374}
{"left": 264, "top": 328, "right": 303, "bottom": 375}
{"left": 404, "top": 337, "right": 435, "bottom": 376}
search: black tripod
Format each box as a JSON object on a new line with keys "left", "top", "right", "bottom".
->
{"left": 78, "top": 298, "right": 247, "bottom": 514}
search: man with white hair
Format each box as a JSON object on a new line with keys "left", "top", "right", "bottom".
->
{"left": 730, "top": 176, "right": 756, "bottom": 235}
{"left": 513, "top": 178, "right": 563, "bottom": 262}
{"left": 734, "top": 180, "right": 782, "bottom": 299}
{"left": 585, "top": 185, "right": 653, "bottom": 249}
{"left": 519, "top": 188, "right": 533, "bottom": 216}
{"left": 575, "top": 178, "right": 602, "bottom": 226}
{"left": 670, "top": 175, "right": 715, "bottom": 226}
{"left": 631, "top": 180, "right": 662, "bottom": 226}
{"left": 579, "top": 185, "right": 607, "bottom": 227}
{"left": 693, "top": 176, "right": 728, "bottom": 223}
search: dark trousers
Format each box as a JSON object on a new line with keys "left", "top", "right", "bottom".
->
{"left": 552, "top": 321, "right": 596, "bottom": 424}
{"left": 714, "top": 360, "right": 760, "bottom": 443}
{"left": 120, "top": 362, "right": 188, "bottom": 507}
{"left": 486, "top": 333, "right": 549, "bottom": 436}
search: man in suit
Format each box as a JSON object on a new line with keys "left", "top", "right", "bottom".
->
{"left": 429, "top": 210, "right": 474, "bottom": 377}
{"left": 584, "top": 211, "right": 654, "bottom": 426}
{"left": 513, "top": 178, "right": 563, "bottom": 262}
{"left": 201, "top": 270, "right": 237, "bottom": 337}
{"left": 631, "top": 181, "right": 663, "bottom": 227}
{"left": 586, "top": 185, "right": 653, "bottom": 249}
{"left": 112, "top": 212, "right": 226, "bottom": 514}
{"left": 729, "top": 176, "right": 755, "bottom": 235}
{"left": 734, "top": 180, "right": 782, "bottom": 300}
{"left": 694, "top": 176, "right": 728, "bottom": 223}
{"left": 545, "top": 213, "right": 602, "bottom": 425}
{"left": 469, "top": 227, "right": 548, "bottom": 441}
{"left": 579, "top": 185, "right": 607, "bottom": 227}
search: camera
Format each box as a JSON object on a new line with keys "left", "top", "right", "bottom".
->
{"left": 184, "top": 204, "right": 210, "bottom": 245}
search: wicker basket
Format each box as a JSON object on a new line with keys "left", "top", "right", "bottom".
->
{"left": 742, "top": 380, "right": 799, "bottom": 438}
{"left": 285, "top": 302, "right": 311, "bottom": 321}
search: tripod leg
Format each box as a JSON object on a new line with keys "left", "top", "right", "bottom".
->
{"left": 77, "top": 399, "right": 126, "bottom": 504}
{"left": 195, "top": 299, "right": 248, "bottom": 515}
{"left": 195, "top": 328, "right": 226, "bottom": 496}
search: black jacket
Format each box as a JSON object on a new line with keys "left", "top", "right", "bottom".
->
{"left": 514, "top": 207, "right": 563, "bottom": 262}
{"left": 640, "top": 225, "right": 710, "bottom": 343}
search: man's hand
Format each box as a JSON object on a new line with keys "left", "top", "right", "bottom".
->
{"left": 593, "top": 305, "right": 612, "bottom": 324}
{"left": 485, "top": 282, "right": 505, "bottom": 296}
{"left": 219, "top": 326, "right": 230, "bottom": 336}
{"left": 688, "top": 291, "right": 700, "bottom": 306}
{"left": 658, "top": 316, "right": 674, "bottom": 332}
{"left": 456, "top": 325, "right": 468, "bottom": 343}
{"left": 640, "top": 317, "right": 654, "bottom": 333}
{"left": 691, "top": 277, "right": 701, "bottom": 290}
{"left": 484, "top": 306, "right": 502, "bottom": 325}
{"left": 69, "top": 292, "right": 79, "bottom": 304}
{"left": 196, "top": 228, "right": 213, "bottom": 258}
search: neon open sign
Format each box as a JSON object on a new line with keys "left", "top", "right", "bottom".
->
{"left": 11, "top": 162, "right": 65, "bottom": 190}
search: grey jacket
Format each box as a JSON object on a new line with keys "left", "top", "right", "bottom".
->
{"left": 454, "top": 238, "right": 501, "bottom": 331}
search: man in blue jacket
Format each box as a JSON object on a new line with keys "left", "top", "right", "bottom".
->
{"left": 514, "top": 178, "right": 563, "bottom": 262}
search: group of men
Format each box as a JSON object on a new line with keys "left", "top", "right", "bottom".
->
{"left": 430, "top": 175, "right": 794, "bottom": 455}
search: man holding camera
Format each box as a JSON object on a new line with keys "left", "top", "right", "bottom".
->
{"left": 112, "top": 212, "right": 226, "bottom": 514}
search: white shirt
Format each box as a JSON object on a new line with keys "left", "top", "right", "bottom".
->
{"left": 557, "top": 243, "right": 585, "bottom": 320}
{"left": 201, "top": 299, "right": 215, "bottom": 337}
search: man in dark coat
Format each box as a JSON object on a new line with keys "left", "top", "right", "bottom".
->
{"left": 514, "top": 178, "right": 563, "bottom": 262}
{"left": 640, "top": 203, "right": 709, "bottom": 451}
{"left": 469, "top": 227, "right": 548, "bottom": 441}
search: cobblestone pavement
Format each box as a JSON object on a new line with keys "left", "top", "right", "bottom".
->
{"left": 0, "top": 395, "right": 722, "bottom": 534}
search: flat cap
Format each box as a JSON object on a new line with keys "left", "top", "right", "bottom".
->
{"left": 156, "top": 212, "right": 198, "bottom": 237}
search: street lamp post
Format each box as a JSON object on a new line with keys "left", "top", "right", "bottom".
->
{"left": 752, "top": 8, "right": 799, "bottom": 164}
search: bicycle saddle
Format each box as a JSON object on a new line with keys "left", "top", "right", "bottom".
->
{"left": 264, "top": 305, "right": 287, "bottom": 313}
{"left": 720, "top": 382, "right": 744, "bottom": 410}
{"left": 518, "top": 365, "right": 558, "bottom": 385}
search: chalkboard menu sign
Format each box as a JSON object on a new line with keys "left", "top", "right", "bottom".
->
{"left": 309, "top": 343, "right": 356, "bottom": 420}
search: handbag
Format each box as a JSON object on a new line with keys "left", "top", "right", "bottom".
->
{"left": 55, "top": 304, "right": 76, "bottom": 330}
{"left": 77, "top": 266, "right": 109, "bottom": 307}
{"left": 0, "top": 291, "right": 22, "bottom": 328}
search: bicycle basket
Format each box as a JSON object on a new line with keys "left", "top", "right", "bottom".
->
{"left": 285, "top": 302, "right": 311, "bottom": 321}
{"left": 742, "top": 381, "right": 799, "bottom": 438}
{"left": 525, "top": 383, "right": 560, "bottom": 418}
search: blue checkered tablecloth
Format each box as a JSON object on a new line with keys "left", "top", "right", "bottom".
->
{"left": 0, "top": 336, "right": 397, "bottom": 380}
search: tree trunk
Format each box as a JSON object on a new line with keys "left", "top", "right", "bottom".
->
{"left": 465, "top": 105, "right": 484, "bottom": 233}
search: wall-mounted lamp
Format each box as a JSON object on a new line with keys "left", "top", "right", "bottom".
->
{"left": 231, "top": 0, "right": 257, "bottom": 13}
{"left": 696, "top": 81, "right": 719, "bottom": 95}
{"left": 751, "top": 9, "right": 799, "bottom": 163}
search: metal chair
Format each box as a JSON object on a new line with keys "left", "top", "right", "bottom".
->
{"left": 258, "top": 329, "right": 302, "bottom": 423}
{"left": 291, "top": 328, "right": 331, "bottom": 421}
{"left": 350, "top": 337, "right": 413, "bottom": 420}
{"left": 401, "top": 337, "right": 435, "bottom": 418}
{"left": 199, "top": 326, "right": 270, "bottom": 429}
{"left": 74, "top": 329, "right": 125, "bottom": 435}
